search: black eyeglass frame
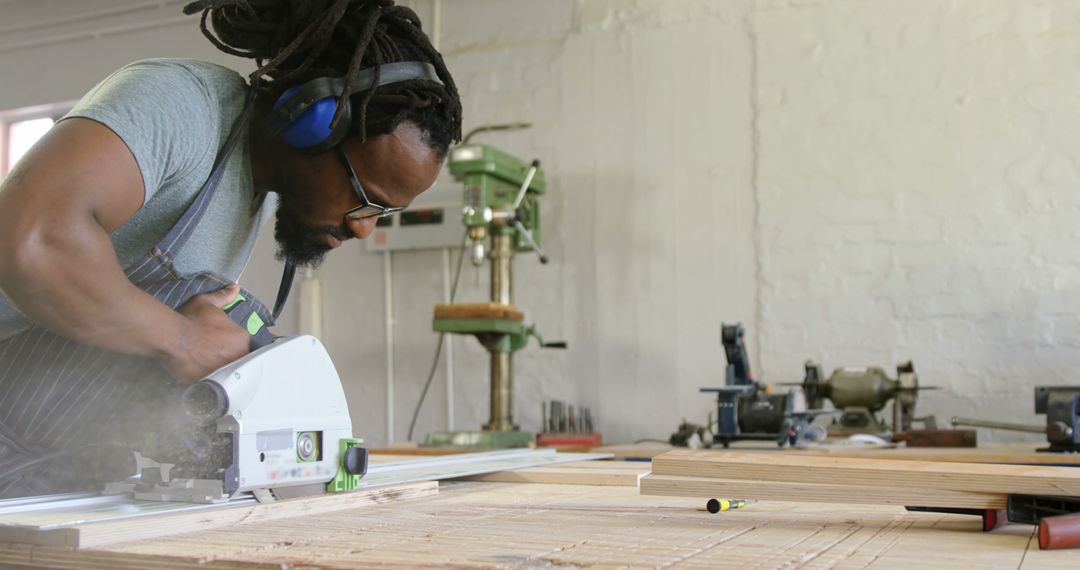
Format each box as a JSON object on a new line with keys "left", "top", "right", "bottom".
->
{"left": 337, "top": 146, "right": 405, "bottom": 221}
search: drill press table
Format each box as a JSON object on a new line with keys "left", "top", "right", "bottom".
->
{"left": 434, "top": 302, "right": 525, "bottom": 322}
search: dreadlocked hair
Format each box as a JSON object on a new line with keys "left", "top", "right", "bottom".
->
{"left": 182, "top": 0, "right": 462, "bottom": 154}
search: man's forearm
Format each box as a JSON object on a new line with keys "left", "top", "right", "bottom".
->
{"left": 0, "top": 222, "right": 187, "bottom": 362}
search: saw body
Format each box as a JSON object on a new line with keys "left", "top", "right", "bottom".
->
{"left": 107, "top": 335, "right": 367, "bottom": 503}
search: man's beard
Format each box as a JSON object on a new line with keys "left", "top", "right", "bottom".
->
{"left": 273, "top": 196, "right": 350, "bottom": 268}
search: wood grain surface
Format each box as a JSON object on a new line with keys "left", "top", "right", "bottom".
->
{"left": 0, "top": 482, "right": 1073, "bottom": 569}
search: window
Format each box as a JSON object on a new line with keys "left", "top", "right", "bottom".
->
{"left": 0, "top": 102, "right": 72, "bottom": 179}
{"left": 5, "top": 118, "right": 54, "bottom": 174}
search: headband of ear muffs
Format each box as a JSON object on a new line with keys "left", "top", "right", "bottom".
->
{"left": 264, "top": 61, "right": 443, "bottom": 154}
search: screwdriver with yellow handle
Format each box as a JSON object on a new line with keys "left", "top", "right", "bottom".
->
{"left": 706, "top": 498, "right": 752, "bottom": 514}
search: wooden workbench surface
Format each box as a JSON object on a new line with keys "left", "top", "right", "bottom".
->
{"left": 1, "top": 479, "right": 1073, "bottom": 569}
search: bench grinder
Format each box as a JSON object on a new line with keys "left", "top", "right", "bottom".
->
{"left": 800, "top": 361, "right": 926, "bottom": 434}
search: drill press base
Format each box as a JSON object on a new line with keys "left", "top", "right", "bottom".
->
{"left": 424, "top": 430, "right": 535, "bottom": 449}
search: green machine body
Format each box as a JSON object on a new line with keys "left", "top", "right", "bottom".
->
{"left": 447, "top": 143, "right": 545, "bottom": 252}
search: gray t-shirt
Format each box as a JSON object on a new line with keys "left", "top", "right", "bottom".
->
{"left": 0, "top": 59, "right": 278, "bottom": 341}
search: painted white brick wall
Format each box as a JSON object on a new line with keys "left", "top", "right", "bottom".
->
{"left": 752, "top": 0, "right": 1080, "bottom": 442}
{"left": 439, "top": 0, "right": 1078, "bottom": 444}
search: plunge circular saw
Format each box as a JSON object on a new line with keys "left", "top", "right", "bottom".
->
{"left": 106, "top": 335, "right": 368, "bottom": 503}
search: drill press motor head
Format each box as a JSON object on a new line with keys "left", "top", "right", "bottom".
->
{"left": 448, "top": 143, "right": 546, "bottom": 266}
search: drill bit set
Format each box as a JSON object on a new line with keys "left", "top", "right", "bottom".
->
{"left": 537, "top": 400, "right": 601, "bottom": 448}
{"left": 542, "top": 400, "right": 594, "bottom": 434}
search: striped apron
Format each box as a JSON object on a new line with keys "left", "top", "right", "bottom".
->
{"left": 0, "top": 92, "right": 275, "bottom": 498}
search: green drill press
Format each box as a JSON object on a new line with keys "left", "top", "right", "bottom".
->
{"left": 425, "top": 143, "right": 564, "bottom": 449}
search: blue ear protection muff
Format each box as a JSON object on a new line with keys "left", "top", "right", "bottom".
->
{"left": 264, "top": 61, "right": 443, "bottom": 154}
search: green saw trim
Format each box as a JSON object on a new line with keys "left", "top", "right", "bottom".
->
{"left": 222, "top": 293, "right": 246, "bottom": 311}
{"left": 246, "top": 312, "right": 265, "bottom": 336}
{"left": 327, "top": 437, "right": 366, "bottom": 493}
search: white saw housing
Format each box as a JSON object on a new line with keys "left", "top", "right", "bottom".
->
{"left": 110, "top": 335, "right": 355, "bottom": 503}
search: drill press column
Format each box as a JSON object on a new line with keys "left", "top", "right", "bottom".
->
{"left": 486, "top": 231, "right": 515, "bottom": 431}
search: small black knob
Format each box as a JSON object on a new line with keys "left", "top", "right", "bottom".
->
{"left": 344, "top": 446, "right": 368, "bottom": 476}
{"left": 543, "top": 341, "right": 568, "bottom": 349}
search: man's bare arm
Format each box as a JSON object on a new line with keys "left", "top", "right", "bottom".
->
{"left": 0, "top": 119, "right": 249, "bottom": 383}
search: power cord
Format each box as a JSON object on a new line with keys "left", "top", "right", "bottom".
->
{"left": 462, "top": 123, "right": 531, "bottom": 144}
{"left": 406, "top": 229, "right": 469, "bottom": 441}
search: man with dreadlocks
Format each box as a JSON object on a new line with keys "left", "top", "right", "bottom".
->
{"left": 0, "top": 0, "right": 461, "bottom": 497}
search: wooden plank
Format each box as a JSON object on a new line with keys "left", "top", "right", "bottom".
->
{"left": 803, "top": 446, "right": 1080, "bottom": 465}
{"left": 0, "top": 544, "right": 274, "bottom": 570}
{"left": 0, "top": 482, "right": 437, "bottom": 549}
{"left": 0, "top": 451, "right": 604, "bottom": 552}
{"left": 592, "top": 442, "right": 1080, "bottom": 465}
{"left": 460, "top": 465, "right": 647, "bottom": 486}
{"left": 640, "top": 474, "right": 1007, "bottom": 508}
{"left": 652, "top": 450, "right": 1080, "bottom": 496}
{"left": 892, "top": 429, "right": 977, "bottom": 447}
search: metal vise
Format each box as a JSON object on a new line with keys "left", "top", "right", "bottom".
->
{"left": 953, "top": 386, "right": 1080, "bottom": 453}
{"left": 1037, "top": 387, "right": 1080, "bottom": 452}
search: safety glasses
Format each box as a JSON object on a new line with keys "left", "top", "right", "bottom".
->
{"left": 337, "top": 146, "right": 405, "bottom": 221}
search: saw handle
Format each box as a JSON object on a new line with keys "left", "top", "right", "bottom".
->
{"left": 222, "top": 293, "right": 275, "bottom": 351}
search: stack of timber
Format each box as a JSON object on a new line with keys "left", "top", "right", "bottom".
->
{"left": 641, "top": 450, "right": 1080, "bottom": 508}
